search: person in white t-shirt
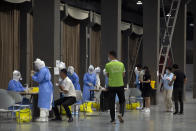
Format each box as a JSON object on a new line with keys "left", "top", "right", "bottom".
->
{"left": 52, "top": 69, "right": 76, "bottom": 122}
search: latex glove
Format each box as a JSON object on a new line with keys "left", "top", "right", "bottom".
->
{"left": 88, "top": 83, "right": 93, "bottom": 86}
{"left": 31, "top": 70, "right": 35, "bottom": 77}
{"left": 101, "top": 88, "right": 107, "bottom": 91}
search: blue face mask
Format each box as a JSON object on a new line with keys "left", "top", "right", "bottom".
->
{"left": 166, "top": 70, "right": 169, "bottom": 74}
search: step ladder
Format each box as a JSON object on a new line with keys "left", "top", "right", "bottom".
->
{"left": 128, "top": 37, "right": 143, "bottom": 85}
{"left": 158, "top": 0, "right": 181, "bottom": 88}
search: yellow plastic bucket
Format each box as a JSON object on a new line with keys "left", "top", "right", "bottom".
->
{"left": 150, "top": 81, "right": 156, "bottom": 89}
{"left": 16, "top": 108, "right": 32, "bottom": 123}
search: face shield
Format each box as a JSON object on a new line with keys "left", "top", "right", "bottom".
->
{"left": 88, "top": 65, "right": 94, "bottom": 74}
{"left": 95, "top": 67, "right": 101, "bottom": 74}
{"left": 13, "top": 70, "right": 22, "bottom": 81}
{"left": 58, "top": 62, "right": 66, "bottom": 70}
{"left": 34, "top": 58, "right": 45, "bottom": 71}
{"left": 68, "top": 66, "right": 74, "bottom": 75}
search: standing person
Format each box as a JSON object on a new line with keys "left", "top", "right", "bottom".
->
{"left": 67, "top": 66, "right": 80, "bottom": 91}
{"left": 31, "top": 58, "right": 53, "bottom": 122}
{"left": 171, "top": 64, "right": 187, "bottom": 115}
{"left": 52, "top": 69, "right": 76, "bottom": 122}
{"left": 94, "top": 67, "right": 101, "bottom": 89}
{"left": 105, "top": 51, "right": 125, "bottom": 124}
{"left": 134, "top": 64, "right": 142, "bottom": 89}
{"left": 137, "top": 65, "right": 145, "bottom": 108}
{"left": 83, "top": 65, "right": 96, "bottom": 101}
{"left": 141, "top": 66, "right": 152, "bottom": 113}
{"left": 161, "top": 67, "right": 174, "bottom": 112}
{"left": 8, "top": 70, "right": 26, "bottom": 92}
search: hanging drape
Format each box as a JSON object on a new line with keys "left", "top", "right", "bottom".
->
{"left": 0, "top": 9, "right": 20, "bottom": 89}
{"left": 90, "top": 29, "right": 101, "bottom": 67}
{"left": 61, "top": 21, "right": 80, "bottom": 74}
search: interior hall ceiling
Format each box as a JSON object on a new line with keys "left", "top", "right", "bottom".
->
{"left": 61, "top": 0, "right": 143, "bottom": 15}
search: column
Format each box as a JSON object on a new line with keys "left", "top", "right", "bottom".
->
{"left": 101, "top": 0, "right": 122, "bottom": 66}
{"left": 172, "top": 0, "right": 187, "bottom": 72}
{"left": 143, "top": 0, "right": 160, "bottom": 104}
{"left": 33, "top": 0, "right": 60, "bottom": 99}
{"left": 20, "top": 6, "right": 28, "bottom": 84}
{"left": 192, "top": 0, "right": 196, "bottom": 98}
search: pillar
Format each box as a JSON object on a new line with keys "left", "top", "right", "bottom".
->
{"left": 143, "top": 0, "right": 160, "bottom": 104}
{"left": 192, "top": 0, "right": 196, "bottom": 98}
{"left": 33, "top": 0, "right": 61, "bottom": 100}
{"left": 101, "top": 0, "right": 122, "bottom": 66}
{"left": 20, "top": 6, "right": 28, "bottom": 84}
{"left": 172, "top": 0, "right": 187, "bottom": 72}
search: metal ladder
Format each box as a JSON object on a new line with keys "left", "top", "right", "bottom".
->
{"left": 128, "top": 37, "right": 143, "bottom": 85}
{"left": 158, "top": 0, "right": 181, "bottom": 88}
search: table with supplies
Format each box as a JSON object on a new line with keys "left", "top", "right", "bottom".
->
{"left": 19, "top": 87, "right": 39, "bottom": 121}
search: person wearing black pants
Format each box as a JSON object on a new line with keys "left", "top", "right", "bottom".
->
{"left": 105, "top": 51, "right": 126, "bottom": 124}
{"left": 171, "top": 64, "right": 187, "bottom": 115}
{"left": 108, "top": 87, "right": 125, "bottom": 122}
{"left": 53, "top": 97, "right": 76, "bottom": 122}
{"left": 52, "top": 69, "right": 77, "bottom": 122}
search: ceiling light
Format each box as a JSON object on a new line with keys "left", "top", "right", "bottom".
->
{"left": 166, "top": 13, "right": 171, "bottom": 17}
{"left": 189, "top": 23, "right": 194, "bottom": 27}
{"left": 137, "top": 1, "right": 142, "bottom": 5}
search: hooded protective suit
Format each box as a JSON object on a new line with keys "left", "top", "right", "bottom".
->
{"left": 8, "top": 70, "right": 25, "bottom": 92}
{"left": 32, "top": 58, "right": 53, "bottom": 122}
{"left": 67, "top": 66, "right": 80, "bottom": 90}
{"left": 83, "top": 65, "right": 96, "bottom": 101}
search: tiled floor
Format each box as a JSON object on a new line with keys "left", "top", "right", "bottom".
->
{"left": 0, "top": 91, "right": 196, "bottom": 131}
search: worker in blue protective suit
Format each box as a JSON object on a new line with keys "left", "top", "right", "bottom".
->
{"left": 31, "top": 58, "right": 53, "bottom": 122}
{"left": 8, "top": 70, "right": 26, "bottom": 92}
{"left": 83, "top": 65, "right": 96, "bottom": 101}
{"left": 67, "top": 66, "right": 81, "bottom": 90}
{"left": 67, "top": 66, "right": 81, "bottom": 115}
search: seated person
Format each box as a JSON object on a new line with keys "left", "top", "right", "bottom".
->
{"left": 8, "top": 70, "right": 26, "bottom": 92}
{"left": 52, "top": 69, "right": 76, "bottom": 122}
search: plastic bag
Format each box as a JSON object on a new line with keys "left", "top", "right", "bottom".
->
{"left": 61, "top": 105, "right": 72, "bottom": 115}
{"left": 16, "top": 108, "right": 32, "bottom": 123}
{"left": 80, "top": 102, "right": 93, "bottom": 113}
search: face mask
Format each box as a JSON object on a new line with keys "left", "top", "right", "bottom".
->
{"left": 166, "top": 70, "right": 169, "bottom": 74}
{"left": 108, "top": 57, "right": 111, "bottom": 62}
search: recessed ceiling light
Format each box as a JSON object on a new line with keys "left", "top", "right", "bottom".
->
{"left": 189, "top": 23, "right": 194, "bottom": 27}
{"left": 137, "top": 1, "right": 142, "bottom": 5}
{"left": 166, "top": 13, "right": 171, "bottom": 17}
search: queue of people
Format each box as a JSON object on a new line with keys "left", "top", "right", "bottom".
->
{"left": 7, "top": 50, "right": 187, "bottom": 124}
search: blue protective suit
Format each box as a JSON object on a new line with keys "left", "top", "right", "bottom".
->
{"left": 83, "top": 73, "right": 96, "bottom": 101}
{"left": 8, "top": 80, "right": 25, "bottom": 92}
{"left": 68, "top": 72, "right": 81, "bottom": 90}
{"left": 32, "top": 67, "right": 53, "bottom": 109}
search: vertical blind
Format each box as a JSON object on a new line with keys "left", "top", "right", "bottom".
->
{"left": 0, "top": 9, "right": 20, "bottom": 89}
{"left": 61, "top": 21, "right": 80, "bottom": 74}
{"left": 90, "top": 29, "right": 101, "bottom": 67}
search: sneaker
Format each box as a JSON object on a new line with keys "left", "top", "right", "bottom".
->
{"left": 68, "top": 117, "right": 73, "bottom": 123}
{"left": 144, "top": 108, "right": 150, "bottom": 113}
{"left": 118, "top": 114, "right": 124, "bottom": 123}
{"left": 110, "top": 120, "right": 116, "bottom": 124}
{"left": 179, "top": 112, "right": 184, "bottom": 115}
{"left": 173, "top": 112, "right": 178, "bottom": 115}
{"left": 36, "top": 117, "right": 48, "bottom": 122}
{"left": 141, "top": 108, "right": 146, "bottom": 112}
{"left": 51, "top": 118, "right": 62, "bottom": 121}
